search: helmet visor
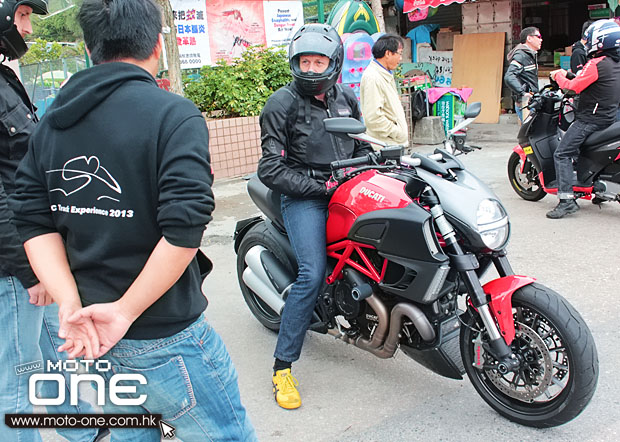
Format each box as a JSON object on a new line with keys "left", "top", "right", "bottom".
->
{"left": 289, "top": 30, "right": 340, "bottom": 60}
{"left": 17, "top": 0, "right": 49, "bottom": 15}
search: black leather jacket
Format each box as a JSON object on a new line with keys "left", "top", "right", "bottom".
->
{"left": 0, "top": 64, "right": 39, "bottom": 287}
{"left": 258, "top": 81, "right": 373, "bottom": 198}
{"left": 504, "top": 44, "right": 539, "bottom": 99}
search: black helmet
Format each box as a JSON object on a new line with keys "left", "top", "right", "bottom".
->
{"left": 289, "top": 23, "right": 343, "bottom": 96}
{"left": 0, "top": 0, "right": 48, "bottom": 60}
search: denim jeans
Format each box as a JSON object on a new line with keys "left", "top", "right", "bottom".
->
{"left": 514, "top": 101, "right": 523, "bottom": 123}
{"left": 0, "top": 276, "right": 43, "bottom": 442}
{"left": 553, "top": 119, "right": 606, "bottom": 198}
{"left": 39, "top": 304, "right": 99, "bottom": 442}
{"left": 275, "top": 195, "right": 329, "bottom": 363}
{"left": 96, "top": 314, "right": 256, "bottom": 442}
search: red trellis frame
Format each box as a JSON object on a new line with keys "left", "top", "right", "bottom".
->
{"left": 326, "top": 240, "right": 388, "bottom": 284}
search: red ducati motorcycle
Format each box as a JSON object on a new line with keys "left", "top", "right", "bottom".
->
{"left": 234, "top": 116, "right": 598, "bottom": 427}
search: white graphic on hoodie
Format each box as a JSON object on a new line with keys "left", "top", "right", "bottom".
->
{"left": 46, "top": 156, "right": 122, "bottom": 202}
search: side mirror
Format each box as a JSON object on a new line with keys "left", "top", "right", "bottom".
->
{"left": 323, "top": 117, "right": 366, "bottom": 135}
{"left": 464, "top": 102, "right": 481, "bottom": 119}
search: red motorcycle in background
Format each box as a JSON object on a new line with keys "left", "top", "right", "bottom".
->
{"left": 235, "top": 115, "right": 599, "bottom": 428}
{"left": 508, "top": 83, "right": 620, "bottom": 203}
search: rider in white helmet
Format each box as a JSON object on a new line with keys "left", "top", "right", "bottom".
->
{"left": 547, "top": 19, "right": 620, "bottom": 219}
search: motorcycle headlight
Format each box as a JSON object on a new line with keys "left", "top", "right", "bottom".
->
{"left": 477, "top": 199, "right": 510, "bottom": 250}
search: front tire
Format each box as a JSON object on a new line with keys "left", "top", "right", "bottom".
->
{"left": 460, "top": 283, "right": 598, "bottom": 428}
{"left": 508, "top": 151, "right": 546, "bottom": 201}
{"left": 236, "top": 222, "right": 294, "bottom": 332}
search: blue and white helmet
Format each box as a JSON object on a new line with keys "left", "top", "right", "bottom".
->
{"left": 584, "top": 19, "right": 620, "bottom": 56}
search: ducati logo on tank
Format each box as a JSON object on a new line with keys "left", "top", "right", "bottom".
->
{"left": 358, "top": 186, "right": 386, "bottom": 203}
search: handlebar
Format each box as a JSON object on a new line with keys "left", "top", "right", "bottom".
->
{"left": 330, "top": 153, "right": 377, "bottom": 171}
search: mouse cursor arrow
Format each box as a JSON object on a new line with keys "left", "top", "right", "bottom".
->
{"left": 159, "top": 420, "right": 176, "bottom": 439}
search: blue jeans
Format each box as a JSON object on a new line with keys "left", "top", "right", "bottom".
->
{"left": 275, "top": 195, "right": 329, "bottom": 363}
{"left": 97, "top": 314, "right": 256, "bottom": 442}
{"left": 39, "top": 304, "right": 99, "bottom": 442}
{"left": 553, "top": 119, "right": 606, "bottom": 198}
{"left": 514, "top": 101, "right": 523, "bottom": 122}
{"left": 0, "top": 276, "right": 43, "bottom": 442}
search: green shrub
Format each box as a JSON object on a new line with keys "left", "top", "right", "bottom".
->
{"left": 20, "top": 39, "right": 85, "bottom": 65}
{"left": 184, "top": 45, "right": 291, "bottom": 118}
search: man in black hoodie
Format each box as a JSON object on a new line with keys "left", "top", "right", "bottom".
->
{"left": 570, "top": 21, "right": 593, "bottom": 74}
{"left": 9, "top": 0, "right": 256, "bottom": 440}
{"left": 547, "top": 20, "right": 620, "bottom": 219}
{"left": 504, "top": 27, "right": 542, "bottom": 122}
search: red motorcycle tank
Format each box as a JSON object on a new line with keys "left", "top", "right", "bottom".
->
{"left": 326, "top": 170, "right": 412, "bottom": 244}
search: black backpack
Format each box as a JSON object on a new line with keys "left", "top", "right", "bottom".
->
{"left": 411, "top": 89, "right": 428, "bottom": 121}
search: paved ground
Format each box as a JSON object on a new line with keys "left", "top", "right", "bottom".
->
{"left": 43, "top": 121, "right": 620, "bottom": 441}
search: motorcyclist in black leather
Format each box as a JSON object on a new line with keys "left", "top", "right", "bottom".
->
{"left": 504, "top": 27, "right": 542, "bottom": 123}
{"left": 257, "top": 23, "right": 372, "bottom": 409}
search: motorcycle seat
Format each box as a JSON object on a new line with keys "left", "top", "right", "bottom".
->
{"left": 583, "top": 121, "right": 620, "bottom": 148}
{"left": 247, "top": 174, "right": 286, "bottom": 231}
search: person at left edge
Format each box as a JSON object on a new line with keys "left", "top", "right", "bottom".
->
{"left": 8, "top": 0, "right": 257, "bottom": 440}
{"left": 1, "top": 2, "right": 104, "bottom": 442}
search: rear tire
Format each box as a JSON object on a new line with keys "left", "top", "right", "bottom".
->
{"left": 508, "top": 151, "right": 546, "bottom": 201}
{"left": 460, "top": 283, "right": 598, "bottom": 428}
{"left": 236, "top": 221, "right": 294, "bottom": 331}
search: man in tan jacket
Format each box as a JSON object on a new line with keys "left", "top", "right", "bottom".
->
{"left": 360, "top": 34, "right": 408, "bottom": 147}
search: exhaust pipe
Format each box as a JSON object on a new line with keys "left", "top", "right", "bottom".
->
{"left": 242, "top": 268, "right": 285, "bottom": 315}
{"left": 371, "top": 303, "right": 436, "bottom": 358}
{"left": 329, "top": 295, "right": 436, "bottom": 359}
{"left": 242, "top": 245, "right": 295, "bottom": 316}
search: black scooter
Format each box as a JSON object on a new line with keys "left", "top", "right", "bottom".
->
{"left": 507, "top": 83, "right": 620, "bottom": 203}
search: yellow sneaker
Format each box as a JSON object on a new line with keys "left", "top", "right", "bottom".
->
{"left": 272, "top": 368, "right": 301, "bottom": 409}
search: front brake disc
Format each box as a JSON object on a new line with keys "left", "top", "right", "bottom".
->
{"left": 485, "top": 322, "right": 553, "bottom": 402}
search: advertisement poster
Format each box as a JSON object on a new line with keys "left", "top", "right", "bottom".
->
{"left": 171, "top": 0, "right": 303, "bottom": 68}
{"left": 263, "top": 1, "right": 305, "bottom": 48}
{"left": 206, "top": 0, "right": 267, "bottom": 63}
{"left": 170, "top": 0, "right": 212, "bottom": 68}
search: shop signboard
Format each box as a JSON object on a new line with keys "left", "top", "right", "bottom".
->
{"left": 589, "top": 8, "right": 611, "bottom": 18}
{"left": 403, "top": 0, "right": 466, "bottom": 13}
{"left": 170, "top": 0, "right": 304, "bottom": 68}
{"left": 418, "top": 46, "right": 453, "bottom": 87}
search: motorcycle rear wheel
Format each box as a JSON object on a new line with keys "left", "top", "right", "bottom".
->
{"left": 508, "top": 151, "right": 546, "bottom": 201}
{"left": 237, "top": 221, "right": 293, "bottom": 332}
{"left": 460, "top": 282, "right": 598, "bottom": 428}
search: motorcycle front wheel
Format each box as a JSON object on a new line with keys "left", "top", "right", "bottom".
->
{"left": 508, "top": 151, "right": 546, "bottom": 201}
{"left": 460, "top": 282, "right": 598, "bottom": 428}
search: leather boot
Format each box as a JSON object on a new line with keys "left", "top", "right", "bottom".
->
{"left": 546, "top": 199, "right": 579, "bottom": 219}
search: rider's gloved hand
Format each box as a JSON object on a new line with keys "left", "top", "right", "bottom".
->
{"left": 325, "top": 178, "right": 338, "bottom": 198}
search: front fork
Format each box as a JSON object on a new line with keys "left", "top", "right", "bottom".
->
{"left": 422, "top": 187, "right": 521, "bottom": 373}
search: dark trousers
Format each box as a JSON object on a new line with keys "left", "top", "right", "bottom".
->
{"left": 553, "top": 119, "right": 606, "bottom": 198}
